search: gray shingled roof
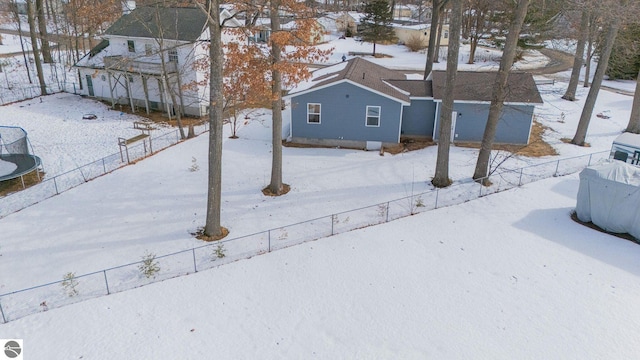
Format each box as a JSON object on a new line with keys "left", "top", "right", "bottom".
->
{"left": 430, "top": 71, "right": 543, "bottom": 104}
{"left": 291, "top": 58, "right": 542, "bottom": 105}
{"left": 386, "top": 79, "right": 433, "bottom": 97}
{"left": 308, "top": 57, "right": 410, "bottom": 103}
{"left": 104, "top": 7, "right": 208, "bottom": 42}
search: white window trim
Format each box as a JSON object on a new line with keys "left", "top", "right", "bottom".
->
{"left": 168, "top": 49, "right": 179, "bottom": 63}
{"left": 365, "top": 105, "right": 381, "bottom": 127}
{"left": 307, "top": 103, "right": 321, "bottom": 124}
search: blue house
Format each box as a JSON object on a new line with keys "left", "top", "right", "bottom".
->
{"left": 285, "top": 58, "right": 543, "bottom": 149}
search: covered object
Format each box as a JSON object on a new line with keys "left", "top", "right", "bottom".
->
{"left": 610, "top": 132, "right": 640, "bottom": 164}
{"left": 576, "top": 161, "right": 640, "bottom": 240}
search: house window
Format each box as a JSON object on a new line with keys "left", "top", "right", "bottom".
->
{"left": 128, "top": 74, "right": 134, "bottom": 83}
{"left": 145, "top": 43, "right": 152, "bottom": 56}
{"left": 168, "top": 49, "right": 178, "bottom": 63}
{"left": 443, "top": 30, "right": 449, "bottom": 39}
{"left": 127, "top": 40, "right": 135, "bottom": 52}
{"left": 366, "top": 106, "right": 380, "bottom": 127}
{"left": 307, "top": 103, "right": 321, "bottom": 124}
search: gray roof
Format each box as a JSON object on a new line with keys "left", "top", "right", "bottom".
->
{"left": 291, "top": 58, "right": 542, "bottom": 105}
{"left": 430, "top": 71, "right": 543, "bottom": 104}
{"left": 104, "top": 7, "right": 208, "bottom": 42}
{"left": 307, "top": 57, "right": 411, "bottom": 103}
{"left": 386, "top": 79, "right": 433, "bottom": 97}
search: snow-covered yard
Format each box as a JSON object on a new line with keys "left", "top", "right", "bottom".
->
{"left": 0, "top": 33, "right": 638, "bottom": 358}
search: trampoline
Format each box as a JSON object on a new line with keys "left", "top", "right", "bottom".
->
{"left": 0, "top": 126, "right": 42, "bottom": 184}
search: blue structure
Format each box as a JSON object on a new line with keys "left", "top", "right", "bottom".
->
{"left": 286, "top": 58, "right": 543, "bottom": 149}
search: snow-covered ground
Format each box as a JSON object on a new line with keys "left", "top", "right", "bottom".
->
{"left": 3, "top": 173, "right": 640, "bottom": 359}
{"left": 0, "top": 32, "right": 638, "bottom": 358}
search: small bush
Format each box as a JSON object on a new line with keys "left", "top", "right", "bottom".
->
{"left": 405, "top": 34, "right": 426, "bottom": 52}
{"left": 139, "top": 252, "right": 161, "bottom": 279}
{"left": 212, "top": 243, "right": 226, "bottom": 260}
{"left": 61, "top": 272, "right": 79, "bottom": 297}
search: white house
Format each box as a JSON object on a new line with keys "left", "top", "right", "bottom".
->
{"left": 74, "top": 6, "right": 242, "bottom": 117}
{"left": 393, "top": 23, "right": 449, "bottom": 48}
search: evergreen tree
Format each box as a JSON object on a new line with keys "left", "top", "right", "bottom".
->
{"left": 360, "top": 0, "right": 396, "bottom": 56}
{"left": 606, "top": 24, "right": 640, "bottom": 80}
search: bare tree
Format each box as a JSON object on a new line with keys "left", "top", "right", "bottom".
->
{"left": 562, "top": 8, "right": 589, "bottom": 101}
{"left": 35, "top": 0, "right": 53, "bottom": 63}
{"left": 625, "top": 67, "right": 640, "bottom": 133}
{"left": 202, "top": 0, "right": 225, "bottom": 238}
{"left": 423, "top": 0, "right": 448, "bottom": 79}
{"left": 26, "top": 0, "right": 47, "bottom": 95}
{"left": 432, "top": 0, "right": 462, "bottom": 188}
{"left": 583, "top": 11, "right": 600, "bottom": 88}
{"left": 268, "top": 0, "right": 285, "bottom": 195}
{"left": 463, "top": 0, "right": 492, "bottom": 64}
{"left": 571, "top": 1, "right": 627, "bottom": 146}
{"left": 472, "top": 0, "right": 530, "bottom": 183}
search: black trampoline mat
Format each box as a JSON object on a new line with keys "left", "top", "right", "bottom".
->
{"left": 0, "top": 154, "right": 40, "bottom": 181}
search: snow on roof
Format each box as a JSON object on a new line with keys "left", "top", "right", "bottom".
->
{"left": 613, "top": 132, "right": 640, "bottom": 149}
{"left": 287, "top": 62, "right": 348, "bottom": 93}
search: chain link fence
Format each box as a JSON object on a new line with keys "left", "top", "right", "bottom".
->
{"left": 0, "top": 125, "right": 208, "bottom": 219}
{"left": 0, "top": 150, "right": 610, "bottom": 323}
{"left": 0, "top": 81, "right": 80, "bottom": 106}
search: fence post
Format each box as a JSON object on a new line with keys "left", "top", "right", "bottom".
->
{"left": 102, "top": 157, "right": 106, "bottom": 174}
{"left": 0, "top": 298, "right": 6, "bottom": 323}
{"left": 53, "top": 176, "right": 59, "bottom": 194}
{"left": 554, "top": 160, "right": 560, "bottom": 177}
{"left": 435, "top": 188, "right": 439, "bottom": 209}
{"left": 331, "top": 214, "right": 335, "bottom": 235}
{"left": 588, "top": 154, "right": 593, "bottom": 166}
{"left": 192, "top": 248, "right": 197, "bottom": 273}
{"left": 518, "top": 168, "right": 523, "bottom": 186}
{"left": 268, "top": 230, "right": 271, "bottom": 252}
{"left": 386, "top": 202, "right": 390, "bottom": 222}
{"left": 103, "top": 270, "right": 110, "bottom": 295}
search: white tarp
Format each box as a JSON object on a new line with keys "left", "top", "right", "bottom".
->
{"left": 576, "top": 160, "right": 640, "bottom": 240}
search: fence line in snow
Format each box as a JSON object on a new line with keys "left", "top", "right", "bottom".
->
{"left": 0, "top": 124, "right": 209, "bottom": 219}
{"left": 0, "top": 150, "right": 609, "bottom": 324}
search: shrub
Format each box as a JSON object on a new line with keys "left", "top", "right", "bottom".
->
{"left": 405, "top": 34, "right": 426, "bottom": 52}
{"left": 61, "top": 272, "right": 79, "bottom": 297}
{"left": 138, "top": 252, "right": 161, "bottom": 279}
{"left": 213, "top": 243, "right": 226, "bottom": 260}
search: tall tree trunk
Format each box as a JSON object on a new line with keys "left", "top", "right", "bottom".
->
{"left": 434, "top": 13, "right": 444, "bottom": 63}
{"left": 268, "top": 0, "right": 285, "bottom": 195}
{"left": 473, "top": 0, "right": 530, "bottom": 183}
{"left": 26, "top": 0, "right": 47, "bottom": 96}
{"left": 584, "top": 13, "right": 597, "bottom": 88}
{"left": 13, "top": 5, "right": 33, "bottom": 84}
{"left": 571, "top": 19, "right": 621, "bottom": 146}
{"left": 625, "top": 68, "right": 640, "bottom": 133}
{"left": 432, "top": 0, "right": 462, "bottom": 188}
{"left": 204, "top": 0, "right": 225, "bottom": 238}
{"left": 423, "top": 0, "right": 442, "bottom": 79}
{"left": 468, "top": 38, "right": 477, "bottom": 64}
{"left": 562, "top": 9, "right": 589, "bottom": 101}
{"left": 36, "top": 0, "right": 53, "bottom": 63}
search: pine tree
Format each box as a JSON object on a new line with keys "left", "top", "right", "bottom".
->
{"left": 360, "top": 0, "right": 396, "bottom": 56}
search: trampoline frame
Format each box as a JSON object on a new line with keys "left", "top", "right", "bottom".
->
{"left": 0, "top": 126, "right": 42, "bottom": 187}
